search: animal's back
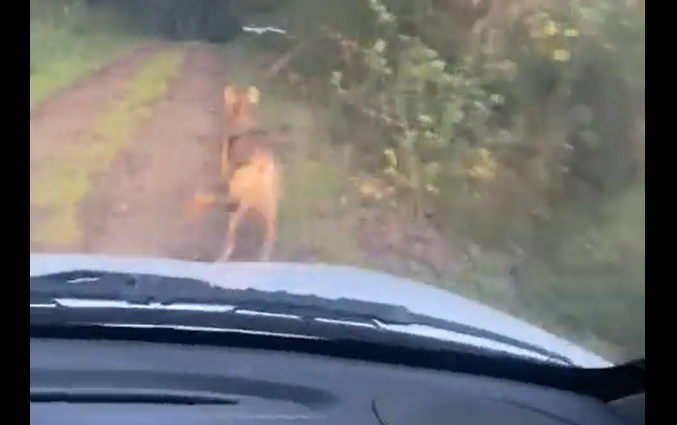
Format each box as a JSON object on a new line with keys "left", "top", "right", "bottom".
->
{"left": 228, "top": 148, "right": 279, "bottom": 211}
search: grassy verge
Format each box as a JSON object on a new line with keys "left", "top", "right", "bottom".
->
{"left": 30, "top": 10, "right": 142, "bottom": 107}
{"left": 218, "top": 39, "right": 642, "bottom": 362}
{"left": 30, "top": 47, "right": 185, "bottom": 246}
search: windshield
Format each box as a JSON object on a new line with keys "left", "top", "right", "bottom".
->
{"left": 30, "top": 0, "right": 645, "bottom": 366}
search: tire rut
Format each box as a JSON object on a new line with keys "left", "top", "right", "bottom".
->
{"left": 30, "top": 44, "right": 163, "bottom": 252}
{"left": 80, "top": 44, "right": 241, "bottom": 261}
{"left": 30, "top": 44, "right": 162, "bottom": 173}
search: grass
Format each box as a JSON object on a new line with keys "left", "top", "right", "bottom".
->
{"left": 30, "top": 16, "right": 142, "bottom": 108}
{"left": 276, "top": 148, "right": 365, "bottom": 264}
{"left": 30, "top": 47, "right": 185, "bottom": 246}
{"left": 437, "top": 183, "right": 646, "bottom": 361}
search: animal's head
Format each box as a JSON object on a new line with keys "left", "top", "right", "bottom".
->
{"left": 223, "top": 85, "right": 260, "bottom": 122}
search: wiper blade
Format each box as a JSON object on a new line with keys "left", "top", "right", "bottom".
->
{"left": 30, "top": 270, "right": 415, "bottom": 321}
{"left": 30, "top": 270, "right": 573, "bottom": 365}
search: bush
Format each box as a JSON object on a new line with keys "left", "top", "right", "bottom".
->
{"left": 234, "top": 0, "right": 645, "bottom": 358}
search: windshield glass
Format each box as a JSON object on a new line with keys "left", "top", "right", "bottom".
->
{"left": 30, "top": 0, "right": 645, "bottom": 366}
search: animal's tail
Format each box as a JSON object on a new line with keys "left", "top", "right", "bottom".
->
{"left": 251, "top": 149, "right": 280, "bottom": 197}
{"left": 183, "top": 192, "right": 220, "bottom": 221}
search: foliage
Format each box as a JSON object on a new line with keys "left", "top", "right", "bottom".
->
{"left": 30, "top": 0, "right": 139, "bottom": 106}
{"left": 233, "top": 0, "right": 645, "bottom": 359}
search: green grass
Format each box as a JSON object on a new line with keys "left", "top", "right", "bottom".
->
{"left": 441, "top": 185, "right": 645, "bottom": 361}
{"left": 276, "top": 149, "right": 365, "bottom": 264}
{"left": 30, "top": 14, "right": 142, "bottom": 107}
{"left": 30, "top": 47, "right": 185, "bottom": 246}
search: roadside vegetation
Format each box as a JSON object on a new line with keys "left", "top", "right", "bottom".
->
{"left": 227, "top": 0, "right": 645, "bottom": 361}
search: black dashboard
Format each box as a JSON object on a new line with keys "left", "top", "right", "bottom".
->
{"left": 30, "top": 337, "right": 643, "bottom": 425}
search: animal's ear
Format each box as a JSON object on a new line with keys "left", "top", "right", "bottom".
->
{"left": 224, "top": 86, "right": 238, "bottom": 108}
{"left": 246, "top": 86, "right": 260, "bottom": 105}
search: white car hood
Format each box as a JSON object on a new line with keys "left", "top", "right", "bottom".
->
{"left": 30, "top": 253, "right": 611, "bottom": 368}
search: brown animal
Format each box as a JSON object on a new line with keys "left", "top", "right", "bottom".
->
{"left": 221, "top": 130, "right": 280, "bottom": 262}
{"left": 186, "top": 86, "right": 280, "bottom": 262}
{"left": 221, "top": 85, "right": 260, "bottom": 181}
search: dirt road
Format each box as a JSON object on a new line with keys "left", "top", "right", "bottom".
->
{"left": 29, "top": 41, "right": 462, "bottom": 282}
{"left": 30, "top": 43, "right": 259, "bottom": 261}
{"left": 30, "top": 45, "right": 161, "bottom": 248}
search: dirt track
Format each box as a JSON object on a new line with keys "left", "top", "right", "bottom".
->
{"left": 30, "top": 43, "right": 261, "bottom": 261}
{"left": 29, "top": 42, "right": 462, "bottom": 278}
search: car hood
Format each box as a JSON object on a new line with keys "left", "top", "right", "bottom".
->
{"left": 30, "top": 253, "right": 611, "bottom": 368}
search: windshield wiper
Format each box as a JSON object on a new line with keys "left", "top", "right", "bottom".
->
{"left": 30, "top": 270, "right": 573, "bottom": 365}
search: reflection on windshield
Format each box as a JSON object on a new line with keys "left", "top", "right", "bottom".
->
{"left": 30, "top": 0, "right": 644, "bottom": 365}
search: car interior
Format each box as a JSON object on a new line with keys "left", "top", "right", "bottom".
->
{"left": 30, "top": 325, "right": 645, "bottom": 425}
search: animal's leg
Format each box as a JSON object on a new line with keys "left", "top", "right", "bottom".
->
{"left": 219, "top": 138, "right": 230, "bottom": 181}
{"left": 258, "top": 207, "right": 277, "bottom": 262}
{"left": 219, "top": 205, "right": 247, "bottom": 262}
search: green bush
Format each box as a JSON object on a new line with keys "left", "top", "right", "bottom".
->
{"left": 234, "top": 0, "right": 645, "bottom": 359}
